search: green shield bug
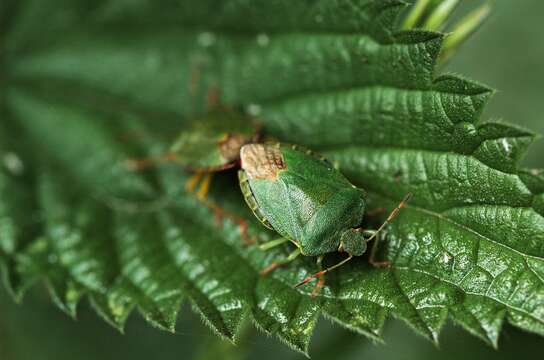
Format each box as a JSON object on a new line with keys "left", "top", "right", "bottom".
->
{"left": 127, "top": 106, "right": 260, "bottom": 201}
{"left": 169, "top": 109, "right": 260, "bottom": 200}
{"left": 125, "top": 95, "right": 260, "bottom": 244}
{"left": 238, "top": 143, "right": 411, "bottom": 297}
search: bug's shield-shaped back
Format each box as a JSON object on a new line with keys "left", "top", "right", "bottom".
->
{"left": 240, "top": 144, "right": 367, "bottom": 256}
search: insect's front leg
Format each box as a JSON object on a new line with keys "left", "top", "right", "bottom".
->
{"left": 258, "top": 237, "right": 289, "bottom": 251}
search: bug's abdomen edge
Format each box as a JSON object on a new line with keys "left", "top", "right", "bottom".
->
{"left": 238, "top": 170, "right": 274, "bottom": 231}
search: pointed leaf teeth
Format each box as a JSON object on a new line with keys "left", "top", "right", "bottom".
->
{"left": 189, "top": 301, "right": 248, "bottom": 341}
{"left": 450, "top": 307, "right": 498, "bottom": 347}
{"left": 250, "top": 317, "right": 311, "bottom": 357}
{"left": 139, "top": 307, "right": 178, "bottom": 333}
{"left": 507, "top": 310, "right": 544, "bottom": 337}
{"left": 0, "top": 261, "right": 21, "bottom": 301}
{"left": 371, "top": 0, "right": 410, "bottom": 42}
{"left": 251, "top": 279, "right": 319, "bottom": 355}
{"left": 323, "top": 312, "right": 385, "bottom": 343}
{"left": 465, "top": 299, "right": 507, "bottom": 349}
{"left": 533, "top": 195, "right": 544, "bottom": 218}
{"left": 393, "top": 30, "right": 444, "bottom": 71}
{"left": 519, "top": 169, "right": 544, "bottom": 195}
{"left": 389, "top": 283, "right": 442, "bottom": 343}
{"left": 2, "top": 0, "right": 543, "bottom": 355}
{"left": 89, "top": 294, "right": 129, "bottom": 333}
{"left": 478, "top": 121, "right": 538, "bottom": 139}
{"left": 394, "top": 29, "right": 444, "bottom": 44}
{"left": 46, "top": 281, "right": 84, "bottom": 319}
{"left": 321, "top": 299, "right": 387, "bottom": 342}
{"left": 433, "top": 74, "right": 494, "bottom": 97}
{"left": 2, "top": 267, "right": 36, "bottom": 304}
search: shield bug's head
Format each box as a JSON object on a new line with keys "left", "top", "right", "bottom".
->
{"left": 334, "top": 192, "right": 368, "bottom": 256}
{"left": 168, "top": 110, "right": 260, "bottom": 172}
{"left": 218, "top": 132, "right": 258, "bottom": 164}
{"left": 339, "top": 228, "right": 368, "bottom": 256}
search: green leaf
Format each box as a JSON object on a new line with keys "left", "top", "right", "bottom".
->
{"left": 1, "top": 0, "right": 543, "bottom": 356}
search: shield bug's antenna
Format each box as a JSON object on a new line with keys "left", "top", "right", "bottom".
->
{"left": 364, "top": 193, "right": 412, "bottom": 244}
{"left": 366, "top": 193, "right": 412, "bottom": 267}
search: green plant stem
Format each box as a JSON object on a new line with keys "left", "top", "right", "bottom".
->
{"left": 402, "top": 0, "right": 432, "bottom": 29}
{"left": 423, "top": 0, "right": 460, "bottom": 30}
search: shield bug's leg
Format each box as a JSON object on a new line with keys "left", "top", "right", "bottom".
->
{"left": 363, "top": 230, "right": 389, "bottom": 268}
{"left": 196, "top": 173, "right": 214, "bottom": 201}
{"left": 311, "top": 255, "right": 326, "bottom": 298}
{"left": 259, "top": 237, "right": 289, "bottom": 251}
{"left": 364, "top": 193, "right": 413, "bottom": 268}
{"left": 260, "top": 248, "right": 301, "bottom": 275}
{"left": 236, "top": 218, "right": 256, "bottom": 246}
{"left": 185, "top": 172, "right": 205, "bottom": 193}
{"left": 207, "top": 86, "right": 220, "bottom": 110}
{"left": 294, "top": 255, "right": 354, "bottom": 289}
{"left": 125, "top": 152, "right": 178, "bottom": 171}
{"left": 200, "top": 199, "right": 256, "bottom": 246}
{"left": 189, "top": 60, "right": 201, "bottom": 98}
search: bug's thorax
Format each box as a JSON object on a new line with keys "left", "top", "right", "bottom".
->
{"left": 240, "top": 143, "right": 286, "bottom": 180}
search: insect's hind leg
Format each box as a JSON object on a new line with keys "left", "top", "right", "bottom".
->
{"left": 196, "top": 197, "right": 256, "bottom": 246}
{"left": 311, "top": 255, "right": 326, "bottom": 298}
{"left": 196, "top": 173, "right": 214, "bottom": 201}
{"left": 185, "top": 171, "right": 214, "bottom": 202}
{"left": 260, "top": 248, "right": 301, "bottom": 275}
{"left": 185, "top": 172, "right": 204, "bottom": 193}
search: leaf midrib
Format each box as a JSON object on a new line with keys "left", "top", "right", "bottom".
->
{"left": 401, "top": 202, "right": 543, "bottom": 261}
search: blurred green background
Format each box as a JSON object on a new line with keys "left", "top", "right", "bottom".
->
{"left": 1, "top": 1, "right": 543, "bottom": 359}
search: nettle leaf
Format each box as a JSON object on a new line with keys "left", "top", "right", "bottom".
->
{"left": 1, "top": 0, "right": 543, "bottom": 355}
